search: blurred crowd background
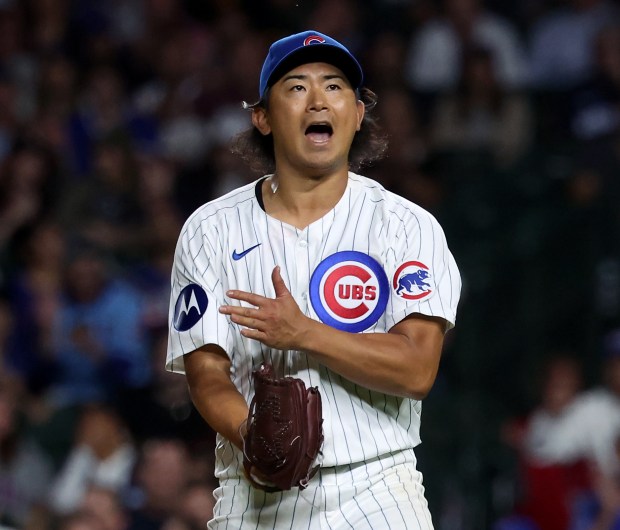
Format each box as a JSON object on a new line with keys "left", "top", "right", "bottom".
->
{"left": 0, "top": 0, "right": 620, "bottom": 529}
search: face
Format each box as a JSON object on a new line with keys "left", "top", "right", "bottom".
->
{"left": 542, "top": 358, "right": 581, "bottom": 413}
{"left": 253, "top": 62, "right": 364, "bottom": 176}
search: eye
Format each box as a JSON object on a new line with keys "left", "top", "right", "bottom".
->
{"left": 290, "top": 84, "right": 306, "bottom": 92}
{"left": 326, "top": 83, "right": 342, "bottom": 91}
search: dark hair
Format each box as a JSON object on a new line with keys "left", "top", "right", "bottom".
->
{"left": 230, "top": 87, "right": 388, "bottom": 175}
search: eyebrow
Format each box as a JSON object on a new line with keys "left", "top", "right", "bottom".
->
{"left": 281, "top": 73, "right": 346, "bottom": 83}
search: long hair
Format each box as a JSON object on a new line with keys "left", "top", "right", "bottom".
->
{"left": 230, "top": 87, "right": 388, "bottom": 175}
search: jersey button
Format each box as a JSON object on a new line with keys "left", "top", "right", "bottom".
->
{"left": 298, "top": 240, "right": 308, "bottom": 248}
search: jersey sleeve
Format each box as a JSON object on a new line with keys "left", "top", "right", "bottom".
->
{"left": 386, "top": 208, "right": 461, "bottom": 330}
{"left": 166, "top": 217, "right": 233, "bottom": 374}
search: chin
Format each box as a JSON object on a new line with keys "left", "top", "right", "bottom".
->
{"left": 301, "top": 155, "right": 346, "bottom": 175}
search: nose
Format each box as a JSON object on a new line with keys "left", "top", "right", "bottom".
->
{"left": 306, "top": 86, "right": 327, "bottom": 112}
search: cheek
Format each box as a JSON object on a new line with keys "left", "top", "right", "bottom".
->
{"left": 336, "top": 101, "right": 363, "bottom": 132}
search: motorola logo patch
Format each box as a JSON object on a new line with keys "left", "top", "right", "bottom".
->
{"left": 173, "top": 284, "right": 209, "bottom": 331}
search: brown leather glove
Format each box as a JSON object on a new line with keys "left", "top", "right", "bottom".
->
{"left": 243, "top": 362, "right": 323, "bottom": 491}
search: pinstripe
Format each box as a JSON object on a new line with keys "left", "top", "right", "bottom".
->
{"left": 354, "top": 385, "right": 382, "bottom": 455}
{"left": 223, "top": 214, "right": 252, "bottom": 401}
{"left": 271, "top": 491, "right": 286, "bottom": 530}
{"left": 334, "top": 187, "right": 353, "bottom": 252}
{"left": 430, "top": 220, "right": 446, "bottom": 318}
{"left": 307, "top": 486, "right": 320, "bottom": 530}
{"left": 262, "top": 201, "right": 278, "bottom": 272}
{"left": 393, "top": 466, "right": 422, "bottom": 530}
{"left": 350, "top": 494, "right": 375, "bottom": 529}
{"left": 236, "top": 206, "right": 252, "bottom": 291}
{"left": 378, "top": 458, "right": 409, "bottom": 530}
{"left": 320, "top": 208, "right": 337, "bottom": 261}
{"left": 335, "top": 473, "right": 356, "bottom": 530}
{"left": 249, "top": 201, "right": 270, "bottom": 367}
{"left": 324, "top": 369, "right": 353, "bottom": 466}
{"left": 351, "top": 193, "right": 365, "bottom": 249}
{"left": 238, "top": 478, "right": 252, "bottom": 530}
{"left": 250, "top": 201, "right": 268, "bottom": 307}
{"left": 369, "top": 390, "right": 400, "bottom": 454}
{"left": 341, "top": 375, "right": 369, "bottom": 463}
{"left": 279, "top": 221, "right": 292, "bottom": 289}
{"left": 287, "top": 489, "right": 303, "bottom": 530}
{"left": 366, "top": 202, "right": 378, "bottom": 254}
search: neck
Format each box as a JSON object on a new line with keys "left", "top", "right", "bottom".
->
{"left": 263, "top": 168, "right": 349, "bottom": 229}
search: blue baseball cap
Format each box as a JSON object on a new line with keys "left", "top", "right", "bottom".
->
{"left": 258, "top": 30, "right": 364, "bottom": 99}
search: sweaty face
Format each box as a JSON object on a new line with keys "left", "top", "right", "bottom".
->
{"left": 254, "top": 62, "right": 364, "bottom": 176}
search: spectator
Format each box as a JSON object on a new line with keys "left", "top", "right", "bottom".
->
{"left": 362, "top": 30, "right": 409, "bottom": 92}
{"left": 528, "top": 0, "right": 620, "bottom": 90}
{"left": 305, "top": 0, "right": 365, "bottom": 54}
{"left": 56, "top": 511, "right": 107, "bottom": 530}
{"left": 159, "top": 481, "right": 216, "bottom": 530}
{"left": 0, "top": 382, "right": 53, "bottom": 528}
{"left": 0, "top": 142, "right": 61, "bottom": 264}
{"left": 0, "top": 67, "right": 16, "bottom": 165}
{"left": 46, "top": 245, "right": 150, "bottom": 408}
{"left": 429, "top": 46, "right": 532, "bottom": 167}
{"left": 365, "top": 86, "right": 446, "bottom": 212}
{"left": 126, "top": 438, "right": 191, "bottom": 530}
{"left": 48, "top": 403, "right": 136, "bottom": 516}
{"left": 524, "top": 333, "right": 620, "bottom": 477}
{"left": 117, "top": 329, "right": 212, "bottom": 444}
{"left": 65, "top": 63, "right": 157, "bottom": 177}
{"left": 56, "top": 137, "right": 145, "bottom": 264}
{"left": 131, "top": 152, "right": 185, "bottom": 263}
{"left": 0, "top": 295, "right": 21, "bottom": 390}
{"left": 405, "top": 0, "right": 529, "bottom": 92}
{"left": 570, "top": 24, "right": 620, "bottom": 142}
{"left": 0, "top": 2, "right": 38, "bottom": 127}
{"left": 501, "top": 354, "right": 590, "bottom": 530}
{"left": 77, "top": 485, "right": 129, "bottom": 530}
{"left": 4, "top": 220, "right": 66, "bottom": 394}
{"left": 571, "top": 439, "right": 620, "bottom": 530}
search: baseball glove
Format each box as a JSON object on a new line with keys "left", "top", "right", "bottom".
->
{"left": 242, "top": 362, "right": 323, "bottom": 491}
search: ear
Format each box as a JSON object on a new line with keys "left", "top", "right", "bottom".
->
{"left": 355, "top": 99, "right": 365, "bottom": 131}
{"left": 251, "top": 107, "right": 272, "bottom": 136}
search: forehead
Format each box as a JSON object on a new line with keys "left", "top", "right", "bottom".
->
{"left": 276, "top": 62, "right": 350, "bottom": 82}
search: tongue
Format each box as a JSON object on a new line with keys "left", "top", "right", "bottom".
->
{"left": 306, "top": 132, "right": 330, "bottom": 143}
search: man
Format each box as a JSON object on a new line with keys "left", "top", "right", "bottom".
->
{"left": 166, "top": 30, "right": 461, "bottom": 529}
{"left": 524, "top": 332, "right": 620, "bottom": 475}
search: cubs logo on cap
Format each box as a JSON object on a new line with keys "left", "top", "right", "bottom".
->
{"left": 393, "top": 261, "right": 434, "bottom": 301}
{"left": 303, "top": 35, "right": 326, "bottom": 45}
{"left": 259, "top": 30, "right": 364, "bottom": 99}
{"left": 173, "top": 284, "right": 209, "bottom": 331}
{"left": 310, "top": 251, "right": 389, "bottom": 333}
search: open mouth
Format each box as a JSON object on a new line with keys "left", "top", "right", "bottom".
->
{"left": 305, "top": 123, "right": 333, "bottom": 142}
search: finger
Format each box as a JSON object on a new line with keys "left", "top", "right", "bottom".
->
{"left": 240, "top": 328, "right": 267, "bottom": 342}
{"left": 227, "top": 290, "right": 267, "bottom": 306}
{"left": 229, "top": 314, "right": 265, "bottom": 331}
{"left": 271, "top": 266, "right": 289, "bottom": 298}
{"left": 219, "top": 305, "right": 261, "bottom": 318}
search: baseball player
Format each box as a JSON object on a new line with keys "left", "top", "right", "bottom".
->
{"left": 166, "top": 30, "right": 461, "bottom": 529}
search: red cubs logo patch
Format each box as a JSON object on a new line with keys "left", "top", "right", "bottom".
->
{"left": 393, "top": 261, "right": 433, "bottom": 300}
{"left": 310, "top": 251, "right": 389, "bottom": 332}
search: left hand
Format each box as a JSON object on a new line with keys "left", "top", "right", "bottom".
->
{"left": 219, "top": 266, "right": 311, "bottom": 350}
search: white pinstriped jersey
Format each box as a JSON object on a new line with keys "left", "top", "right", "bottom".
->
{"left": 166, "top": 172, "right": 461, "bottom": 481}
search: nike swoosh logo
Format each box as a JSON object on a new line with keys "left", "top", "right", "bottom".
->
{"left": 232, "top": 243, "right": 261, "bottom": 261}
